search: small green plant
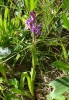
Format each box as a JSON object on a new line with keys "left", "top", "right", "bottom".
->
{"left": 19, "top": 9, "right": 41, "bottom": 99}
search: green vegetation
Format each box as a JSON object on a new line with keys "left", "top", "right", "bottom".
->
{"left": 0, "top": 0, "right": 69, "bottom": 100}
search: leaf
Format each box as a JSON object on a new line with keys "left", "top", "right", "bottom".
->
{"left": 4, "top": 7, "right": 9, "bottom": 31}
{"left": 10, "top": 88, "right": 33, "bottom": 100}
{"left": 52, "top": 61, "right": 69, "bottom": 71}
{"left": 5, "top": 94, "right": 22, "bottom": 100}
{"left": 47, "top": 95, "right": 52, "bottom": 100}
{"left": 0, "top": 15, "right": 2, "bottom": 27}
{"left": 30, "top": 67, "right": 36, "bottom": 81}
{"left": 25, "top": 0, "right": 30, "bottom": 11}
{"left": 49, "top": 75, "right": 69, "bottom": 99}
{"left": 20, "top": 72, "right": 34, "bottom": 96}
{"left": 26, "top": 75, "right": 34, "bottom": 96}
{"left": 0, "top": 64, "right": 7, "bottom": 82}
{"left": 25, "top": 0, "right": 38, "bottom": 11}
{"left": 63, "top": 0, "right": 69, "bottom": 11}
{"left": 67, "top": 96, "right": 69, "bottom": 100}
{"left": 8, "top": 78, "right": 19, "bottom": 88}
{"left": 55, "top": 95, "right": 65, "bottom": 100}
{"left": 61, "top": 44, "right": 68, "bottom": 61}
{"left": 10, "top": 88, "right": 22, "bottom": 94}
{"left": 0, "top": 77, "right": 4, "bottom": 83}
{"left": 35, "top": 0, "right": 38, "bottom": 8}
{"left": 30, "top": 0, "right": 35, "bottom": 11}
{"left": 20, "top": 72, "right": 26, "bottom": 89}
{"left": 12, "top": 54, "right": 20, "bottom": 69}
{"left": 62, "top": 13, "right": 69, "bottom": 30}
{"left": 22, "top": 91, "right": 33, "bottom": 100}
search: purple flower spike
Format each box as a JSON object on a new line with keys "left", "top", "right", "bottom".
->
{"left": 26, "top": 18, "right": 32, "bottom": 26}
{"left": 31, "top": 24, "right": 36, "bottom": 33}
{"left": 25, "top": 10, "right": 41, "bottom": 35}
{"left": 30, "top": 10, "right": 36, "bottom": 22}
{"left": 36, "top": 25, "right": 41, "bottom": 35}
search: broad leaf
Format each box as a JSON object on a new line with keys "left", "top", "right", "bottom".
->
{"left": 52, "top": 61, "right": 69, "bottom": 71}
{"left": 49, "top": 75, "right": 69, "bottom": 99}
{"left": 55, "top": 95, "right": 65, "bottom": 100}
{"left": 67, "top": 96, "right": 69, "bottom": 100}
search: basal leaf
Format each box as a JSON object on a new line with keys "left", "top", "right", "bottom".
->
{"left": 22, "top": 91, "right": 33, "bottom": 100}
{"left": 20, "top": 71, "right": 34, "bottom": 96}
{"left": 30, "top": 67, "right": 36, "bottom": 82}
{"left": 26, "top": 74, "right": 34, "bottom": 96}
{"left": 20, "top": 72, "right": 26, "bottom": 89}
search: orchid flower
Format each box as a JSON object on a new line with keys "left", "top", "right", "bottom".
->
{"left": 25, "top": 10, "right": 41, "bottom": 35}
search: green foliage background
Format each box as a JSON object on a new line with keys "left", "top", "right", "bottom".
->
{"left": 0, "top": 0, "right": 69, "bottom": 100}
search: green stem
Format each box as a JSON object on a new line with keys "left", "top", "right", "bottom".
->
{"left": 30, "top": 32, "right": 36, "bottom": 98}
{"left": 32, "top": 32, "right": 36, "bottom": 46}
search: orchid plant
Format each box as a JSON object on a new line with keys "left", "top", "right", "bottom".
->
{"left": 20, "top": 10, "right": 41, "bottom": 100}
